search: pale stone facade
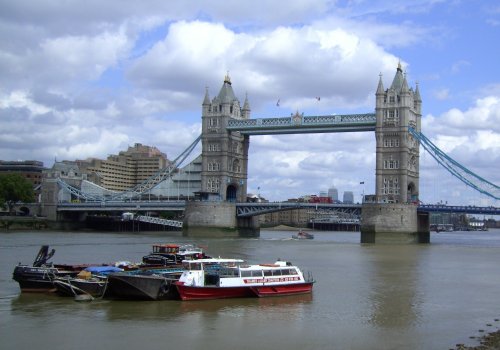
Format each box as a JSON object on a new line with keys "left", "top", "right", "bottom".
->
{"left": 77, "top": 143, "right": 170, "bottom": 192}
{"left": 200, "top": 74, "right": 250, "bottom": 202}
{"left": 375, "top": 63, "right": 421, "bottom": 203}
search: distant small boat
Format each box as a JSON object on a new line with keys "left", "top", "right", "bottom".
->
{"left": 292, "top": 231, "right": 314, "bottom": 240}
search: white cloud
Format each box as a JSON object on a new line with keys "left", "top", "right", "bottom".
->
{"left": 433, "top": 88, "right": 450, "bottom": 100}
{"left": 0, "top": 1, "right": 498, "bottom": 205}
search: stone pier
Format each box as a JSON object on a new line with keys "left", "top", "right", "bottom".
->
{"left": 360, "top": 203, "right": 430, "bottom": 244}
{"left": 183, "top": 201, "right": 260, "bottom": 237}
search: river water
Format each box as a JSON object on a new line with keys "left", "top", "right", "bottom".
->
{"left": 1, "top": 229, "right": 500, "bottom": 350}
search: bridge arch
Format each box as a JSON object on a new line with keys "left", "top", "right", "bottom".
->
{"left": 226, "top": 184, "right": 238, "bottom": 202}
{"left": 407, "top": 182, "right": 417, "bottom": 203}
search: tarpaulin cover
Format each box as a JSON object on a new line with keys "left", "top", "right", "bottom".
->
{"left": 84, "top": 266, "right": 123, "bottom": 273}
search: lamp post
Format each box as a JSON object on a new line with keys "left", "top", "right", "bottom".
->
{"left": 360, "top": 181, "right": 365, "bottom": 203}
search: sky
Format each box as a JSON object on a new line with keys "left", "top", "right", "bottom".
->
{"left": 0, "top": 0, "right": 499, "bottom": 207}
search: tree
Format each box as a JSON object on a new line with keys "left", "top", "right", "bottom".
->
{"left": 0, "top": 174, "right": 35, "bottom": 213}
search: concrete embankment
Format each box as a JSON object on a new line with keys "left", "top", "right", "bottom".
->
{"left": 0, "top": 216, "right": 49, "bottom": 230}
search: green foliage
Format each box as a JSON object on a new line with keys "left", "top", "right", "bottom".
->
{"left": 0, "top": 174, "right": 35, "bottom": 210}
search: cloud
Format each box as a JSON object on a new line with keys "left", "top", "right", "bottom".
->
{"left": 127, "top": 20, "right": 400, "bottom": 115}
{"left": 0, "top": 1, "right": 497, "bottom": 205}
{"left": 420, "top": 96, "right": 500, "bottom": 200}
{"left": 451, "top": 60, "right": 470, "bottom": 74}
{"left": 433, "top": 88, "right": 450, "bottom": 100}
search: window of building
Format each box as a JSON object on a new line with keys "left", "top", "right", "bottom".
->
{"left": 208, "top": 143, "right": 220, "bottom": 152}
{"left": 207, "top": 177, "right": 220, "bottom": 192}
{"left": 383, "top": 156, "right": 399, "bottom": 169}
{"left": 382, "top": 177, "right": 400, "bottom": 195}
{"left": 208, "top": 162, "right": 220, "bottom": 171}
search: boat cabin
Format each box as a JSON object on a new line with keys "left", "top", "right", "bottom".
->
{"left": 151, "top": 244, "right": 180, "bottom": 254}
{"left": 179, "top": 259, "right": 304, "bottom": 287}
{"left": 143, "top": 244, "right": 207, "bottom": 266}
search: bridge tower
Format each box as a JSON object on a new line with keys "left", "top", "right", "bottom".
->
{"left": 361, "top": 63, "right": 429, "bottom": 243}
{"left": 375, "top": 63, "right": 422, "bottom": 203}
{"left": 184, "top": 74, "right": 258, "bottom": 236}
{"left": 200, "top": 73, "right": 250, "bottom": 202}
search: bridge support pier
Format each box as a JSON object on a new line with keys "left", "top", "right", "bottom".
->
{"left": 360, "top": 203, "right": 429, "bottom": 244}
{"left": 183, "top": 201, "right": 260, "bottom": 237}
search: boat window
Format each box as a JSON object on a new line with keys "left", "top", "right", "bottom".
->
{"left": 272, "top": 269, "right": 282, "bottom": 276}
{"left": 240, "top": 270, "right": 252, "bottom": 277}
{"left": 220, "top": 268, "right": 238, "bottom": 277}
{"left": 263, "top": 270, "right": 272, "bottom": 276}
{"left": 289, "top": 268, "right": 298, "bottom": 275}
{"left": 251, "top": 270, "right": 263, "bottom": 277}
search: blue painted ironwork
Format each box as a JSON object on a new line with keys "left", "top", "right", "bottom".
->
{"left": 56, "top": 200, "right": 500, "bottom": 216}
{"left": 56, "top": 178, "right": 103, "bottom": 202}
{"left": 409, "top": 128, "right": 500, "bottom": 200}
{"left": 227, "top": 113, "right": 376, "bottom": 135}
{"left": 57, "top": 200, "right": 185, "bottom": 211}
{"left": 418, "top": 204, "right": 500, "bottom": 215}
{"left": 236, "top": 202, "right": 362, "bottom": 217}
{"left": 135, "top": 215, "right": 183, "bottom": 228}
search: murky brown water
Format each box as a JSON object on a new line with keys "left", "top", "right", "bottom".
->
{"left": 2, "top": 229, "right": 500, "bottom": 349}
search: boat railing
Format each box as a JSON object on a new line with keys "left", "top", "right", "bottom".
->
{"left": 305, "top": 271, "right": 315, "bottom": 283}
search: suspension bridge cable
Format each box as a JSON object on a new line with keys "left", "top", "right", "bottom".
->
{"left": 409, "top": 128, "right": 499, "bottom": 200}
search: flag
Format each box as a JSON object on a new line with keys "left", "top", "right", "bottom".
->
{"left": 276, "top": 99, "right": 280, "bottom": 107}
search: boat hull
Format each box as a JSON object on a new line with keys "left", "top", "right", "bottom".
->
{"left": 12, "top": 265, "right": 80, "bottom": 293}
{"left": 54, "top": 277, "right": 106, "bottom": 297}
{"left": 175, "top": 283, "right": 255, "bottom": 300}
{"left": 104, "top": 273, "right": 178, "bottom": 300}
{"left": 250, "top": 282, "right": 314, "bottom": 297}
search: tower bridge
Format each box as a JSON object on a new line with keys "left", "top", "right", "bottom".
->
{"left": 48, "top": 64, "right": 499, "bottom": 242}
{"left": 226, "top": 113, "right": 376, "bottom": 135}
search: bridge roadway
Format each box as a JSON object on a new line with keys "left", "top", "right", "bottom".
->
{"left": 226, "top": 113, "right": 376, "bottom": 135}
{"left": 56, "top": 201, "right": 500, "bottom": 216}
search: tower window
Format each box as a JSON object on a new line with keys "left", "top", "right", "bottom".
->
{"left": 382, "top": 177, "right": 400, "bottom": 195}
{"left": 384, "top": 156, "right": 399, "bottom": 169}
{"left": 208, "top": 162, "right": 220, "bottom": 171}
{"left": 207, "top": 178, "right": 220, "bottom": 192}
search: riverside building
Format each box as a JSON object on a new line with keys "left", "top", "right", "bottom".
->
{"left": 76, "top": 143, "right": 171, "bottom": 192}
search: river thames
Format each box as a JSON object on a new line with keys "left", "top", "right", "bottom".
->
{"left": 1, "top": 229, "right": 500, "bottom": 350}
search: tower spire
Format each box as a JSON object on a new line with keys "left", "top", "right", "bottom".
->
{"left": 376, "top": 73, "right": 385, "bottom": 95}
{"left": 203, "top": 86, "right": 210, "bottom": 105}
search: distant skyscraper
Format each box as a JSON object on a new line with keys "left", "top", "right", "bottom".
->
{"left": 343, "top": 191, "right": 354, "bottom": 204}
{"left": 328, "top": 187, "right": 338, "bottom": 202}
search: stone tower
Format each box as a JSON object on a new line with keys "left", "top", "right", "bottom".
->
{"left": 200, "top": 74, "right": 250, "bottom": 202}
{"left": 375, "top": 63, "right": 422, "bottom": 203}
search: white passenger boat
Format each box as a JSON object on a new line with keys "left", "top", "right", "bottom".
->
{"left": 175, "top": 258, "right": 314, "bottom": 300}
